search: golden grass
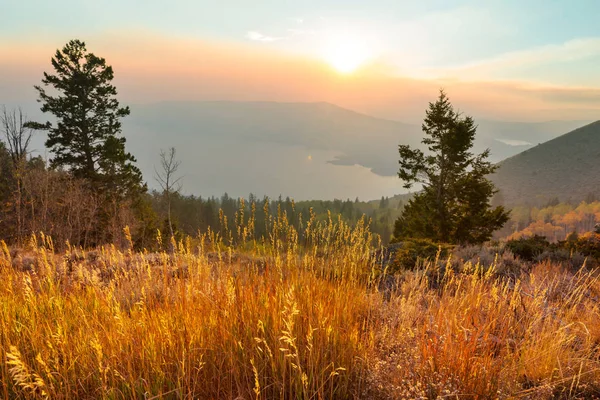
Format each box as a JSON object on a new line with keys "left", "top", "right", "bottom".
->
{"left": 1, "top": 216, "right": 600, "bottom": 399}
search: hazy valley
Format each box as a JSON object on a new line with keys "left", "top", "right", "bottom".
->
{"left": 13, "top": 100, "right": 591, "bottom": 201}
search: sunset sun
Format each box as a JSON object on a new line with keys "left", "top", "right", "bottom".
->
{"left": 322, "top": 32, "right": 372, "bottom": 74}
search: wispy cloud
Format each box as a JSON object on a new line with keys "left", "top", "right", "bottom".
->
{"left": 495, "top": 138, "right": 532, "bottom": 146}
{"left": 246, "top": 31, "right": 284, "bottom": 42}
{"left": 3, "top": 32, "right": 600, "bottom": 123}
{"left": 247, "top": 17, "right": 315, "bottom": 44}
{"left": 421, "top": 37, "right": 600, "bottom": 84}
{"left": 456, "top": 38, "right": 600, "bottom": 71}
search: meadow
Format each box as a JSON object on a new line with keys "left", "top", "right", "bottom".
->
{"left": 2, "top": 214, "right": 600, "bottom": 399}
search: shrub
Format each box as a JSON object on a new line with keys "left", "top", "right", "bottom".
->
{"left": 449, "top": 245, "right": 527, "bottom": 278}
{"left": 505, "top": 235, "right": 551, "bottom": 261}
{"left": 391, "top": 238, "right": 453, "bottom": 272}
{"left": 559, "top": 232, "right": 600, "bottom": 262}
{"left": 535, "top": 248, "right": 589, "bottom": 271}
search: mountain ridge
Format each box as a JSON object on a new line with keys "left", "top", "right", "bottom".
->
{"left": 15, "top": 99, "right": 593, "bottom": 200}
{"left": 492, "top": 120, "right": 600, "bottom": 206}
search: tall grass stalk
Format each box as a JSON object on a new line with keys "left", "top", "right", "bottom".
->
{"left": 1, "top": 210, "right": 600, "bottom": 398}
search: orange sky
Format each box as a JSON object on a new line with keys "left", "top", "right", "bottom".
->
{"left": 2, "top": 33, "right": 600, "bottom": 122}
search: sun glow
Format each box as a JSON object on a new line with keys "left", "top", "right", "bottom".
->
{"left": 322, "top": 31, "right": 373, "bottom": 74}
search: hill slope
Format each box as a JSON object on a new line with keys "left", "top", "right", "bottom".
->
{"left": 127, "top": 101, "right": 420, "bottom": 177}
{"left": 121, "top": 101, "right": 589, "bottom": 198}
{"left": 492, "top": 120, "right": 600, "bottom": 206}
{"left": 16, "top": 99, "right": 591, "bottom": 200}
{"left": 124, "top": 101, "right": 420, "bottom": 199}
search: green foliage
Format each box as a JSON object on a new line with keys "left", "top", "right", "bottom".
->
{"left": 0, "top": 142, "right": 13, "bottom": 200}
{"left": 148, "top": 192, "right": 411, "bottom": 246}
{"left": 560, "top": 233, "right": 600, "bottom": 260}
{"left": 28, "top": 39, "right": 143, "bottom": 198}
{"left": 131, "top": 194, "right": 161, "bottom": 250}
{"left": 391, "top": 238, "right": 453, "bottom": 272}
{"left": 505, "top": 235, "right": 551, "bottom": 261}
{"left": 505, "top": 232, "right": 600, "bottom": 266}
{"left": 394, "top": 90, "right": 509, "bottom": 244}
{"left": 0, "top": 143, "right": 15, "bottom": 238}
{"left": 566, "top": 231, "right": 579, "bottom": 243}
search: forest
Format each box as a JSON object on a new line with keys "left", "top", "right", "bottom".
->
{"left": 503, "top": 198, "right": 600, "bottom": 241}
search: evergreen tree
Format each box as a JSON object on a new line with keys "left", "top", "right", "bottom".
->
{"left": 0, "top": 142, "right": 13, "bottom": 208}
{"left": 394, "top": 90, "right": 509, "bottom": 244}
{"left": 28, "top": 39, "right": 143, "bottom": 197}
{"left": 379, "top": 196, "right": 386, "bottom": 209}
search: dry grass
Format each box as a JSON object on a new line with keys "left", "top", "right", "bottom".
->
{"left": 2, "top": 217, "right": 600, "bottom": 399}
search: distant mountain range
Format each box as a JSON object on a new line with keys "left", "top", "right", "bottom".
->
{"left": 17, "top": 100, "right": 593, "bottom": 201}
{"left": 492, "top": 120, "right": 600, "bottom": 207}
{"left": 128, "top": 101, "right": 587, "bottom": 176}
{"left": 116, "top": 101, "right": 590, "bottom": 198}
{"left": 127, "top": 101, "right": 417, "bottom": 178}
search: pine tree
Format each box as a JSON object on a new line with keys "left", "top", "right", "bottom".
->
{"left": 28, "top": 39, "right": 143, "bottom": 197}
{"left": 394, "top": 90, "right": 509, "bottom": 244}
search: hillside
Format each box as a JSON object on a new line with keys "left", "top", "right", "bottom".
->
{"left": 18, "top": 99, "right": 587, "bottom": 200}
{"left": 123, "top": 101, "right": 587, "bottom": 199}
{"left": 127, "top": 101, "right": 420, "bottom": 176}
{"left": 492, "top": 120, "right": 600, "bottom": 206}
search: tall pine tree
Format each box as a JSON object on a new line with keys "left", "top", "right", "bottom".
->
{"left": 29, "top": 39, "right": 143, "bottom": 197}
{"left": 394, "top": 90, "right": 509, "bottom": 244}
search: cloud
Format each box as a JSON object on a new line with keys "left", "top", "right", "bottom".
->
{"left": 495, "top": 139, "right": 532, "bottom": 146}
{"left": 469, "top": 38, "right": 600, "bottom": 70}
{"left": 2, "top": 31, "right": 600, "bottom": 124}
{"left": 4, "top": 32, "right": 599, "bottom": 186}
{"left": 246, "top": 31, "right": 284, "bottom": 42}
{"left": 424, "top": 37, "right": 600, "bottom": 85}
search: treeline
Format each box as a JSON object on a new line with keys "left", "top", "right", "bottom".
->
{"left": 0, "top": 40, "right": 159, "bottom": 250}
{"left": 149, "top": 192, "right": 408, "bottom": 245}
{"left": 502, "top": 198, "right": 600, "bottom": 241}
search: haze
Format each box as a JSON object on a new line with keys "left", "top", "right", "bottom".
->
{"left": 2, "top": 0, "right": 600, "bottom": 200}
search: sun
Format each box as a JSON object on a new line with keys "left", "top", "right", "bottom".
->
{"left": 322, "top": 32, "right": 372, "bottom": 74}
{"left": 325, "top": 43, "right": 367, "bottom": 74}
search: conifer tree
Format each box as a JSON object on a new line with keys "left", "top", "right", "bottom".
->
{"left": 394, "top": 90, "right": 509, "bottom": 244}
{"left": 28, "top": 39, "right": 143, "bottom": 197}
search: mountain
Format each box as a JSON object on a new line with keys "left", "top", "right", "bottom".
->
{"left": 475, "top": 119, "right": 591, "bottom": 159}
{"left": 492, "top": 120, "right": 600, "bottom": 206}
{"left": 122, "top": 101, "right": 420, "bottom": 199}
{"left": 127, "top": 101, "right": 587, "bottom": 173}
{"left": 17, "top": 99, "right": 589, "bottom": 200}
{"left": 127, "top": 101, "right": 420, "bottom": 177}
{"left": 121, "top": 101, "right": 590, "bottom": 198}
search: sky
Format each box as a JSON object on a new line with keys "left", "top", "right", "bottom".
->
{"left": 2, "top": 0, "right": 600, "bottom": 121}
{"left": 1, "top": 0, "right": 600, "bottom": 199}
